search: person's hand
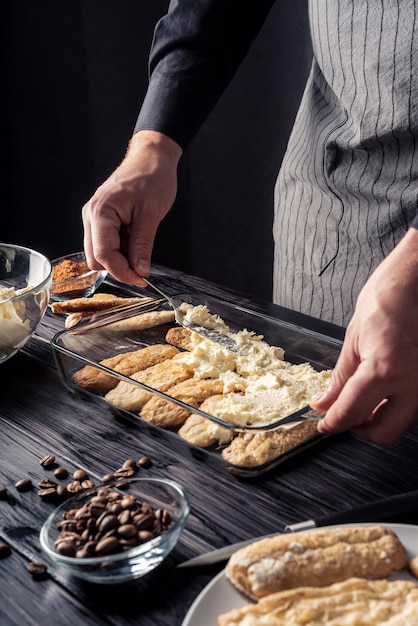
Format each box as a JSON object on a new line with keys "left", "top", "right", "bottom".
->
{"left": 82, "top": 130, "right": 182, "bottom": 285}
{"left": 313, "top": 226, "right": 418, "bottom": 444}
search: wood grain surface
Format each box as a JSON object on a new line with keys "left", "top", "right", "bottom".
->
{"left": 1, "top": 266, "right": 417, "bottom": 626}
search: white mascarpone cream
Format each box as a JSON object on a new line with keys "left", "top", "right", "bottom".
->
{"left": 176, "top": 303, "right": 332, "bottom": 427}
{"left": 0, "top": 285, "right": 32, "bottom": 353}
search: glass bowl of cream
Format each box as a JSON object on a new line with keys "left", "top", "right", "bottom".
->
{"left": 0, "top": 243, "right": 51, "bottom": 364}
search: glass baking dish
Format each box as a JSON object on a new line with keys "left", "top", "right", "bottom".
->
{"left": 51, "top": 285, "right": 343, "bottom": 476}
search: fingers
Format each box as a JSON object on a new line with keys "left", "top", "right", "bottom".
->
{"left": 315, "top": 349, "right": 418, "bottom": 444}
{"left": 83, "top": 202, "right": 147, "bottom": 286}
{"left": 349, "top": 399, "right": 417, "bottom": 445}
{"left": 315, "top": 362, "right": 382, "bottom": 433}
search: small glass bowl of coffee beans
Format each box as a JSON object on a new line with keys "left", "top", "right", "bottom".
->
{"left": 40, "top": 477, "right": 190, "bottom": 583}
{"left": 50, "top": 251, "right": 107, "bottom": 301}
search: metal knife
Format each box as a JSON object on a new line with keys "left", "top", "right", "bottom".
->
{"left": 177, "top": 489, "right": 418, "bottom": 568}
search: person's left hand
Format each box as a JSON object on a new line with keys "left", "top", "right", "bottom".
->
{"left": 312, "top": 226, "right": 418, "bottom": 445}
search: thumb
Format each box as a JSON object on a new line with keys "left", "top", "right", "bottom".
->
{"left": 311, "top": 343, "right": 359, "bottom": 410}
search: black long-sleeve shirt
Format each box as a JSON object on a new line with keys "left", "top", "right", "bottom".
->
{"left": 134, "top": 0, "right": 275, "bottom": 148}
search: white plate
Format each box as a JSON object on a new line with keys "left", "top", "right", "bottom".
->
{"left": 181, "top": 523, "right": 418, "bottom": 626}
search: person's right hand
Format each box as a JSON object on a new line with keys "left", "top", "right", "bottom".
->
{"left": 82, "top": 130, "right": 183, "bottom": 285}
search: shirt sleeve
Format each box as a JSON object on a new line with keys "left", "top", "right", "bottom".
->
{"left": 411, "top": 214, "right": 418, "bottom": 229}
{"left": 134, "top": 0, "right": 276, "bottom": 149}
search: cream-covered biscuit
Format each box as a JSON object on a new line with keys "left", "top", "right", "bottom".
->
{"left": 104, "top": 356, "right": 192, "bottom": 412}
{"left": 221, "top": 421, "right": 319, "bottom": 467}
{"left": 178, "top": 395, "right": 235, "bottom": 447}
{"left": 140, "top": 378, "right": 224, "bottom": 428}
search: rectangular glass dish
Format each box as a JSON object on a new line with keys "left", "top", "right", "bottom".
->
{"left": 51, "top": 285, "right": 343, "bottom": 477}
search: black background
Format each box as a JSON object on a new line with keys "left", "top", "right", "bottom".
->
{"left": 3, "top": 0, "right": 311, "bottom": 300}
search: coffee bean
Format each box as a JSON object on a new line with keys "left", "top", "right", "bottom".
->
{"left": 138, "top": 530, "right": 154, "bottom": 543}
{"left": 53, "top": 467, "right": 68, "bottom": 480}
{"left": 55, "top": 541, "right": 77, "bottom": 557}
{"left": 39, "top": 454, "right": 55, "bottom": 469}
{"left": 118, "top": 523, "right": 137, "bottom": 539}
{"left": 101, "top": 473, "right": 115, "bottom": 484}
{"left": 156, "top": 508, "right": 172, "bottom": 526}
{"left": 56, "top": 485, "right": 68, "bottom": 499}
{"left": 122, "top": 459, "right": 137, "bottom": 470}
{"left": 0, "top": 542, "right": 11, "bottom": 559}
{"left": 96, "top": 536, "right": 119, "bottom": 555}
{"left": 98, "top": 514, "right": 119, "bottom": 534}
{"left": 138, "top": 456, "right": 152, "bottom": 469}
{"left": 81, "top": 480, "right": 95, "bottom": 490}
{"left": 38, "top": 487, "right": 58, "bottom": 500}
{"left": 67, "top": 481, "right": 83, "bottom": 494}
{"left": 133, "top": 513, "right": 154, "bottom": 531}
{"left": 27, "top": 561, "right": 48, "bottom": 579}
{"left": 0, "top": 487, "right": 8, "bottom": 500}
{"left": 73, "top": 469, "right": 89, "bottom": 482}
{"left": 15, "top": 478, "right": 32, "bottom": 492}
{"left": 38, "top": 479, "right": 57, "bottom": 489}
{"left": 114, "top": 467, "right": 136, "bottom": 478}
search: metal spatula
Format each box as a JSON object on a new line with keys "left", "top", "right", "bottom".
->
{"left": 142, "top": 277, "right": 240, "bottom": 352}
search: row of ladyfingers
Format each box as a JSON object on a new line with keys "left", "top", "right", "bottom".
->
{"left": 218, "top": 525, "right": 418, "bottom": 625}
{"left": 70, "top": 325, "right": 321, "bottom": 468}
{"left": 51, "top": 292, "right": 176, "bottom": 329}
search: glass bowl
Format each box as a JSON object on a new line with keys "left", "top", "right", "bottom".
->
{"left": 40, "top": 477, "right": 190, "bottom": 584}
{"left": 0, "top": 243, "right": 52, "bottom": 364}
{"left": 50, "top": 251, "right": 107, "bottom": 301}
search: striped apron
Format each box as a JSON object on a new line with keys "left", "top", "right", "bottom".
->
{"left": 273, "top": 0, "right": 418, "bottom": 326}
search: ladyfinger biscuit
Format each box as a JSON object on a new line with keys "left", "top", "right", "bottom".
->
{"left": 71, "top": 344, "right": 179, "bottom": 395}
{"left": 221, "top": 421, "right": 318, "bottom": 467}
{"left": 178, "top": 413, "right": 234, "bottom": 447}
{"left": 51, "top": 293, "right": 148, "bottom": 314}
{"left": 65, "top": 308, "right": 174, "bottom": 330}
{"left": 225, "top": 525, "right": 408, "bottom": 600}
{"left": 178, "top": 395, "right": 235, "bottom": 447}
{"left": 217, "top": 577, "right": 418, "bottom": 626}
{"left": 140, "top": 378, "right": 224, "bottom": 428}
{"left": 165, "top": 326, "right": 193, "bottom": 351}
{"left": 104, "top": 357, "right": 192, "bottom": 412}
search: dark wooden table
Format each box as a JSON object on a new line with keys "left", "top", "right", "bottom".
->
{"left": 1, "top": 266, "right": 417, "bottom": 626}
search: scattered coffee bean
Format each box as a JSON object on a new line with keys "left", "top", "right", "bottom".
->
{"left": 138, "top": 456, "right": 152, "bottom": 469}
{"left": 53, "top": 486, "right": 172, "bottom": 559}
{"left": 73, "top": 469, "right": 89, "bottom": 482}
{"left": 27, "top": 561, "right": 48, "bottom": 579}
{"left": 38, "top": 478, "right": 57, "bottom": 489}
{"left": 81, "top": 480, "right": 95, "bottom": 490}
{"left": 122, "top": 459, "right": 137, "bottom": 471}
{"left": 38, "top": 487, "right": 58, "bottom": 501}
{"left": 56, "top": 485, "right": 68, "bottom": 499}
{"left": 0, "top": 487, "right": 8, "bottom": 500}
{"left": 67, "top": 481, "right": 83, "bottom": 494}
{"left": 101, "top": 473, "right": 115, "bottom": 483}
{"left": 53, "top": 467, "right": 68, "bottom": 480}
{"left": 39, "top": 454, "right": 55, "bottom": 469}
{"left": 0, "top": 542, "right": 11, "bottom": 559}
{"left": 114, "top": 467, "right": 136, "bottom": 478}
{"left": 15, "top": 478, "right": 33, "bottom": 492}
